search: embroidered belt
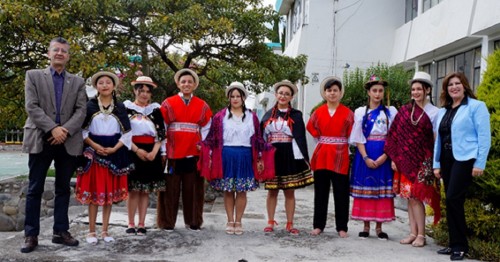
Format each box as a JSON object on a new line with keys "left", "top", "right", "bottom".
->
{"left": 367, "top": 135, "right": 386, "bottom": 141}
{"left": 268, "top": 132, "right": 293, "bottom": 143}
{"left": 318, "top": 136, "right": 348, "bottom": 145}
{"left": 168, "top": 122, "right": 200, "bottom": 133}
{"left": 132, "top": 135, "right": 155, "bottom": 144}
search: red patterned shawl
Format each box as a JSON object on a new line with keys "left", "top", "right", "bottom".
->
{"left": 385, "top": 102, "right": 441, "bottom": 224}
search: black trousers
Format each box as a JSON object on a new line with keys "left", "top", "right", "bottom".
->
{"left": 440, "top": 148, "right": 474, "bottom": 253}
{"left": 25, "top": 144, "right": 78, "bottom": 236}
{"left": 313, "top": 170, "right": 350, "bottom": 232}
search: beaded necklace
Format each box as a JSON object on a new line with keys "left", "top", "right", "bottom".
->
{"left": 410, "top": 101, "right": 425, "bottom": 126}
{"left": 98, "top": 96, "right": 114, "bottom": 115}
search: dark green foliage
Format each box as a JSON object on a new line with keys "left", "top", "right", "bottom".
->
{"left": 472, "top": 48, "right": 500, "bottom": 209}
{"left": 0, "top": 0, "right": 308, "bottom": 133}
{"left": 343, "top": 63, "right": 413, "bottom": 110}
{"left": 311, "top": 64, "right": 413, "bottom": 114}
{"left": 431, "top": 193, "right": 500, "bottom": 262}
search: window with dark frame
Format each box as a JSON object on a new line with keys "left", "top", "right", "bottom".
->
{"left": 420, "top": 46, "right": 483, "bottom": 104}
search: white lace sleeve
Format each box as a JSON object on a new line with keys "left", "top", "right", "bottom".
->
{"left": 349, "top": 106, "right": 367, "bottom": 145}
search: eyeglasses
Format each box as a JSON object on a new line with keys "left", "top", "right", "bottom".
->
{"left": 50, "top": 47, "right": 68, "bottom": 54}
{"left": 277, "top": 92, "right": 292, "bottom": 97}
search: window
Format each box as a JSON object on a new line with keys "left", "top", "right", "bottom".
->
{"left": 405, "top": 0, "right": 418, "bottom": 23}
{"left": 423, "top": 0, "right": 442, "bottom": 12}
{"left": 464, "top": 50, "right": 474, "bottom": 82}
{"left": 422, "top": 46, "right": 483, "bottom": 101}
{"left": 495, "top": 40, "right": 500, "bottom": 50}
{"left": 446, "top": 57, "right": 454, "bottom": 75}
{"left": 455, "top": 53, "right": 464, "bottom": 72}
{"left": 292, "top": 0, "right": 302, "bottom": 34}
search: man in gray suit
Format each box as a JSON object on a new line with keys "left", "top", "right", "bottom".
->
{"left": 21, "top": 37, "right": 87, "bottom": 253}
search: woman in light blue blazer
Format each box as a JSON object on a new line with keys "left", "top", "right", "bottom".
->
{"left": 433, "top": 72, "right": 491, "bottom": 261}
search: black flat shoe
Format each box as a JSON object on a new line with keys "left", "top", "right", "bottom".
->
{"left": 377, "top": 231, "right": 389, "bottom": 240}
{"left": 358, "top": 231, "right": 369, "bottom": 239}
{"left": 450, "top": 251, "right": 465, "bottom": 261}
{"left": 125, "top": 227, "right": 136, "bottom": 235}
{"left": 437, "top": 247, "right": 452, "bottom": 255}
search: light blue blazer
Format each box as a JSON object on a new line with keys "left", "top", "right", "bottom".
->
{"left": 433, "top": 97, "right": 491, "bottom": 170}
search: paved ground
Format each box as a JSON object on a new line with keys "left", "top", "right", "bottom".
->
{"left": 0, "top": 186, "right": 472, "bottom": 262}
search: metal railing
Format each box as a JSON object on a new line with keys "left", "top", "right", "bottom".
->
{"left": 1, "top": 129, "right": 23, "bottom": 144}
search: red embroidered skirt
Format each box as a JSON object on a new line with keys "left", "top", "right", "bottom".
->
{"left": 76, "top": 162, "right": 128, "bottom": 206}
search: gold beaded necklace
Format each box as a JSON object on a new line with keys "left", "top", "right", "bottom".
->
{"left": 410, "top": 101, "right": 425, "bottom": 126}
{"left": 98, "top": 96, "right": 114, "bottom": 115}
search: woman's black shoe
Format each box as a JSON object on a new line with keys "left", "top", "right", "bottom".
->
{"left": 358, "top": 231, "right": 369, "bottom": 239}
{"left": 450, "top": 251, "right": 465, "bottom": 261}
{"left": 125, "top": 227, "right": 136, "bottom": 235}
{"left": 437, "top": 247, "right": 452, "bottom": 255}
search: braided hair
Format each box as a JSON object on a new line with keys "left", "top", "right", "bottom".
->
{"left": 363, "top": 84, "right": 390, "bottom": 131}
{"left": 227, "top": 88, "right": 247, "bottom": 122}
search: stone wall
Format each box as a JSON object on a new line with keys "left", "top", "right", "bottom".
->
{"left": 0, "top": 174, "right": 219, "bottom": 232}
{"left": 0, "top": 177, "right": 88, "bottom": 232}
{"left": 0, "top": 177, "right": 29, "bottom": 231}
{"left": 0, "top": 177, "right": 138, "bottom": 232}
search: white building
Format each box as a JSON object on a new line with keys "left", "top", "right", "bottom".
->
{"left": 274, "top": 0, "right": 500, "bottom": 156}
{"left": 277, "top": 0, "right": 500, "bottom": 112}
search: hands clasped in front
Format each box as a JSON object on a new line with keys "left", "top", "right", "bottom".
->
{"left": 48, "top": 126, "right": 68, "bottom": 145}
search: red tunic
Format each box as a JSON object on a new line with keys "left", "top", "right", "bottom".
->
{"left": 160, "top": 94, "right": 212, "bottom": 159}
{"left": 307, "top": 103, "right": 354, "bottom": 175}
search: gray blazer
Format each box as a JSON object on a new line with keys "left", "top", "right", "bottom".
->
{"left": 22, "top": 67, "right": 87, "bottom": 156}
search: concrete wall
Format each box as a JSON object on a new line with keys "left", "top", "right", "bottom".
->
{"left": 280, "top": 0, "right": 405, "bottom": 157}
{"left": 391, "top": 0, "right": 500, "bottom": 64}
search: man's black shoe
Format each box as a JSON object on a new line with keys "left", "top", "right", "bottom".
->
{"left": 450, "top": 251, "right": 466, "bottom": 261}
{"left": 20, "top": 236, "right": 38, "bottom": 253}
{"left": 52, "top": 231, "right": 79, "bottom": 246}
{"left": 437, "top": 247, "right": 452, "bottom": 255}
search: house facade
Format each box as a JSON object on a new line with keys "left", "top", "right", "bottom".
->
{"left": 276, "top": 0, "right": 500, "bottom": 111}
{"left": 274, "top": 0, "right": 500, "bottom": 155}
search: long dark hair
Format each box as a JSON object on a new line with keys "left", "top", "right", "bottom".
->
{"left": 363, "top": 84, "right": 389, "bottom": 130}
{"left": 411, "top": 80, "right": 434, "bottom": 105}
{"left": 226, "top": 88, "right": 247, "bottom": 121}
{"left": 440, "top": 72, "right": 476, "bottom": 107}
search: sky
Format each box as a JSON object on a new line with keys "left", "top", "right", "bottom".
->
{"left": 262, "top": 0, "right": 276, "bottom": 10}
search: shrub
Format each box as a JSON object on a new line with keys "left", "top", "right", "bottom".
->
{"left": 342, "top": 63, "right": 413, "bottom": 110}
{"left": 311, "top": 63, "right": 414, "bottom": 114}
{"left": 474, "top": 48, "right": 500, "bottom": 209}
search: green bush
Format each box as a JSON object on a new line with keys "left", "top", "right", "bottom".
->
{"left": 342, "top": 64, "right": 413, "bottom": 110}
{"left": 311, "top": 64, "right": 414, "bottom": 115}
{"left": 474, "top": 48, "right": 500, "bottom": 210}
{"left": 431, "top": 190, "right": 500, "bottom": 262}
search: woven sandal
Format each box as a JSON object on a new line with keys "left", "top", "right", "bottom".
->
{"left": 225, "top": 222, "right": 235, "bottom": 235}
{"left": 286, "top": 222, "right": 299, "bottom": 236}
{"left": 412, "top": 234, "right": 426, "bottom": 247}
{"left": 234, "top": 222, "right": 244, "bottom": 235}
{"left": 400, "top": 233, "right": 417, "bottom": 244}
{"left": 264, "top": 220, "right": 278, "bottom": 233}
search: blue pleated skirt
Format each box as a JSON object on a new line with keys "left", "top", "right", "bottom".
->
{"left": 350, "top": 140, "right": 394, "bottom": 199}
{"left": 210, "top": 146, "right": 259, "bottom": 192}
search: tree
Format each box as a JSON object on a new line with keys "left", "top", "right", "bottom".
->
{"left": 0, "top": 0, "right": 308, "bottom": 131}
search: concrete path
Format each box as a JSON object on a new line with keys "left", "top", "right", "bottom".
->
{"left": 0, "top": 186, "right": 471, "bottom": 261}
